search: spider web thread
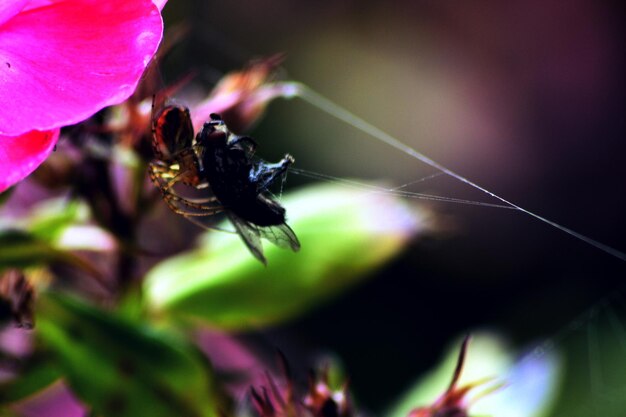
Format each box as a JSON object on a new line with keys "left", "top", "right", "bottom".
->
{"left": 292, "top": 83, "right": 626, "bottom": 262}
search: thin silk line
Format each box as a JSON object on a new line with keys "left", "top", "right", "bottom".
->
{"left": 291, "top": 83, "right": 626, "bottom": 262}
{"left": 290, "top": 167, "right": 515, "bottom": 209}
{"left": 392, "top": 172, "right": 445, "bottom": 191}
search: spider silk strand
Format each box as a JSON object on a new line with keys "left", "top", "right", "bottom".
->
{"left": 289, "top": 167, "right": 514, "bottom": 209}
{"left": 293, "top": 83, "right": 626, "bottom": 262}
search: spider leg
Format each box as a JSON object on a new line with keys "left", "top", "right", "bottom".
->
{"left": 162, "top": 180, "right": 222, "bottom": 211}
{"left": 148, "top": 161, "right": 171, "bottom": 189}
{"left": 149, "top": 161, "right": 195, "bottom": 194}
{"left": 178, "top": 196, "right": 220, "bottom": 204}
{"left": 162, "top": 192, "right": 224, "bottom": 216}
{"left": 182, "top": 215, "right": 236, "bottom": 233}
{"left": 150, "top": 95, "right": 166, "bottom": 160}
{"left": 149, "top": 161, "right": 223, "bottom": 214}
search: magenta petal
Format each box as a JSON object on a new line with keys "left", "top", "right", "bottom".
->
{"left": 0, "top": 0, "right": 27, "bottom": 26}
{"left": 0, "top": 0, "right": 163, "bottom": 135}
{"left": 0, "top": 129, "right": 59, "bottom": 192}
{"left": 19, "top": 1, "right": 54, "bottom": 12}
{"left": 24, "top": 0, "right": 168, "bottom": 12}
{"left": 152, "top": 0, "right": 168, "bottom": 11}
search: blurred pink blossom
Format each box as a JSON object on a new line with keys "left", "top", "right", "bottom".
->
{"left": 0, "top": 0, "right": 165, "bottom": 192}
{"left": 191, "top": 54, "right": 299, "bottom": 134}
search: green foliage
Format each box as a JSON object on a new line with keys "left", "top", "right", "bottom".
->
{"left": 36, "top": 293, "right": 220, "bottom": 417}
{"left": 548, "top": 313, "right": 626, "bottom": 417}
{"left": 0, "top": 229, "right": 99, "bottom": 277}
{"left": 144, "top": 183, "right": 423, "bottom": 330}
{"left": 0, "top": 230, "right": 58, "bottom": 269}
{"left": 0, "top": 355, "right": 61, "bottom": 404}
{"left": 0, "top": 199, "right": 99, "bottom": 275}
{"left": 27, "top": 200, "right": 87, "bottom": 242}
{"left": 386, "top": 334, "right": 509, "bottom": 417}
{"left": 385, "top": 333, "right": 562, "bottom": 417}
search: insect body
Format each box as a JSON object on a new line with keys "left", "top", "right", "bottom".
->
{"left": 196, "top": 114, "right": 300, "bottom": 263}
{"left": 150, "top": 105, "right": 299, "bottom": 264}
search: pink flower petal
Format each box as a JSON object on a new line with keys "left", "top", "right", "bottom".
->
{"left": 0, "top": 129, "right": 59, "bottom": 192}
{"left": 152, "top": 0, "right": 168, "bottom": 11}
{"left": 0, "top": 0, "right": 163, "bottom": 135}
{"left": 0, "top": 0, "right": 27, "bottom": 26}
{"left": 24, "top": 0, "right": 168, "bottom": 12}
{"left": 21, "top": 1, "right": 57, "bottom": 12}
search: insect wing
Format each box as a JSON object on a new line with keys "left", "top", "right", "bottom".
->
{"left": 227, "top": 212, "right": 267, "bottom": 264}
{"left": 258, "top": 223, "right": 301, "bottom": 252}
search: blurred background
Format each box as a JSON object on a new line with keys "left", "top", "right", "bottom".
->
{"left": 4, "top": 1, "right": 620, "bottom": 415}
{"left": 151, "top": 0, "right": 626, "bottom": 413}
{"left": 2, "top": 1, "right": 626, "bottom": 416}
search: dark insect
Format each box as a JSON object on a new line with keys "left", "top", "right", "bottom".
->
{"left": 149, "top": 102, "right": 300, "bottom": 264}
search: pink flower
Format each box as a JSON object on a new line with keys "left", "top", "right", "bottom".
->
{"left": 191, "top": 54, "right": 299, "bottom": 134}
{"left": 0, "top": 0, "right": 165, "bottom": 192}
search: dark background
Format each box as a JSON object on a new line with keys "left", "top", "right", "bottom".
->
{"left": 161, "top": 0, "right": 626, "bottom": 412}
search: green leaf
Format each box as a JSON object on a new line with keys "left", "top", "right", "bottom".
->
{"left": 0, "top": 230, "right": 66, "bottom": 268}
{"left": 0, "top": 198, "right": 106, "bottom": 274}
{"left": 27, "top": 199, "right": 87, "bottom": 242}
{"left": 0, "top": 198, "right": 88, "bottom": 243}
{"left": 385, "top": 333, "right": 561, "bottom": 417}
{"left": 0, "top": 355, "right": 61, "bottom": 404}
{"left": 0, "top": 230, "right": 101, "bottom": 279}
{"left": 36, "top": 293, "right": 220, "bottom": 417}
{"left": 144, "top": 183, "right": 426, "bottom": 330}
{"left": 547, "top": 308, "right": 626, "bottom": 417}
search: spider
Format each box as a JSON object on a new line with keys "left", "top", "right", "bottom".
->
{"left": 149, "top": 102, "right": 300, "bottom": 264}
{"left": 148, "top": 104, "right": 210, "bottom": 214}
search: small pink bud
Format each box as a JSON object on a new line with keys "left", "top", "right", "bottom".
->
{"left": 192, "top": 54, "right": 294, "bottom": 134}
